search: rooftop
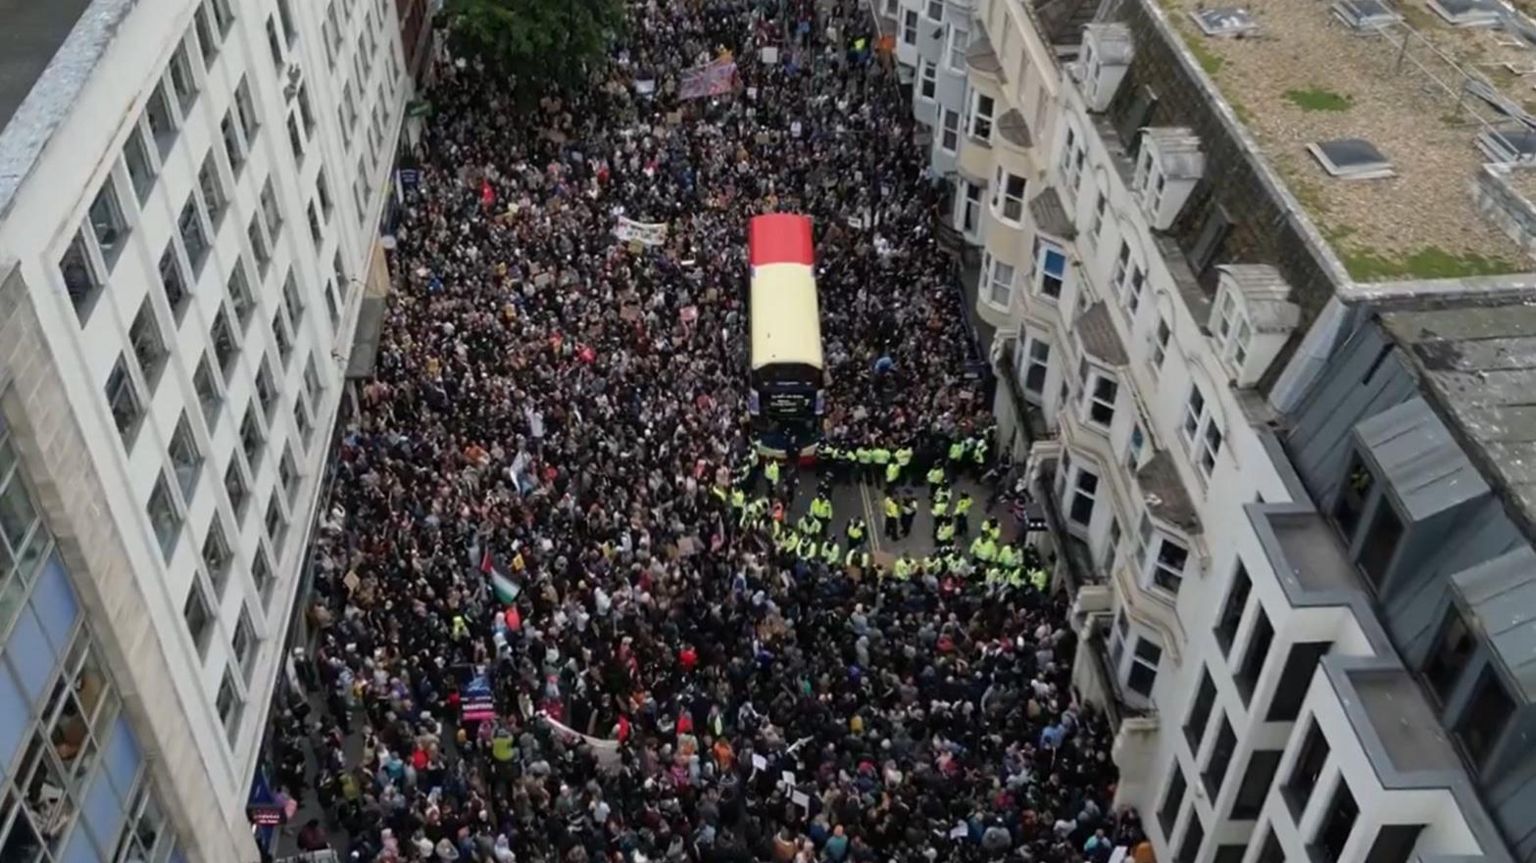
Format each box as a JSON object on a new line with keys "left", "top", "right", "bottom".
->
{"left": 1348, "top": 666, "right": 1466, "bottom": 774}
{"left": 1150, "top": 0, "right": 1536, "bottom": 281}
{"left": 0, "top": 0, "right": 92, "bottom": 133}
{"left": 1378, "top": 297, "right": 1536, "bottom": 540}
{"left": 0, "top": 0, "right": 125, "bottom": 221}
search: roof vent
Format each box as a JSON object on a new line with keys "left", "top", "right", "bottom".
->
{"left": 1308, "top": 137, "right": 1396, "bottom": 179}
{"left": 1478, "top": 122, "right": 1536, "bottom": 162}
{"left": 1190, "top": 7, "right": 1259, "bottom": 37}
{"left": 1331, "top": 0, "right": 1402, "bottom": 30}
{"left": 1426, "top": 0, "right": 1501, "bottom": 27}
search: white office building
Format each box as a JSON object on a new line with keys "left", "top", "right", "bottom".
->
{"left": 0, "top": 0, "right": 408, "bottom": 857}
{"left": 918, "top": 0, "right": 1536, "bottom": 860}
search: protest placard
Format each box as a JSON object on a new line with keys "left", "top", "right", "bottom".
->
{"left": 615, "top": 216, "right": 669, "bottom": 247}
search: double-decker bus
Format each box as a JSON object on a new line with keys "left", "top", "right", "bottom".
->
{"left": 747, "top": 213, "right": 826, "bottom": 458}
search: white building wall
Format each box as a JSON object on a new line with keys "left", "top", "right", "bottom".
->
{"left": 0, "top": 0, "right": 407, "bottom": 839}
{"left": 958, "top": 3, "right": 1512, "bottom": 861}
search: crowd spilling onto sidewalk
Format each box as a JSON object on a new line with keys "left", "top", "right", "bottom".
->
{"left": 267, "top": 1, "right": 1155, "bottom": 861}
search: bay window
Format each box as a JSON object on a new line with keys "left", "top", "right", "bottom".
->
{"left": 902, "top": 9, "right": 918, "bottom": 45}
{"left": 1138, "top": 513, "right": 1191, "bottom": 594}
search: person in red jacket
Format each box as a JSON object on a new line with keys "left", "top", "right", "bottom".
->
{"left": 679, "top": 644, "right": 698, "bottom": 673}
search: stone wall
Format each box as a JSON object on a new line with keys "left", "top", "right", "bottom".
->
{"left": 1474, "top": 163, "right": 1536, "bottom": 258}
{"left": 0, "top": 263, "right": 256, "bottom": 862}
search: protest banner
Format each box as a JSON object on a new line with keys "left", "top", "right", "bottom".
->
{"left": 615, "top": 216, "right": 669, "bottom": 247}
{"left": 678, "top": 58, "right": 737, "bottom": 100}
{"left": 540, "top": 713, "right": 623, "bottom": 770}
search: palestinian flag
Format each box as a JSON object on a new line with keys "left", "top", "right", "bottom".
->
{"left": 480, "top": 548, "right": 521, "bottom": 605}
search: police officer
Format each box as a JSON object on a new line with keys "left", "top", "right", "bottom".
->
{"left": 954, "top": 493, "right": 973, "bottom": 537}
{"left": 970, "top": 533, "right": 996, "bottom": 563}
{"left": 820, "top": 538, "right": 841, "bottom": 567}
{"left": 845, "top": 517, "right": 867, "bottom": 548}
{"left": 948, "top": 437, "right": 969, "bottom": 466}
{"left": 764, "top": 457, "right": 781, "bottom": 492}
{"left": 980, "top": 517, "right": 1001, "bottom": 543}
{"left": 884, "top": 459, "right": 901, "bottom": 487}
{"left": 810, "top": 492, "right": 833, "bottom": 524}
{"left": 935, "top": 516, "right": 956, "bottom": 548}
{"left": 893, "top": 554, "right": 915, "bottom": 580}
{"left": 871, "top": 446, "right": 891, "bottom": 479}
{"left": 856, "top": 446, "right": 874, "bottom": 481}
{"left": 925, "top": 464, "right": 946, "bottom": 489}
{"left": 971, "top": 433, "right": 990, "bottom": 476}
{"left": 900, "top": 493, "right": 918, "bottom": 538}
{"left": 844, "top": 545, "right": 872, "bottom": 570}
{"left": 894, "top": 445, "right": 914, "bottom": 484}
{"left": 883, "top": 494, "right": 901, "bottom": 540}
{"left": 931, "top": 488, "right": 949, "bottom": 524}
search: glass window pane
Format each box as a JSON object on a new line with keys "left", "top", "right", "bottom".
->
{"left": 89, "top": 183, "right": 127, "bottom": 263}
{"left": 123, "top": 127, "right": 156, "bottom": 201}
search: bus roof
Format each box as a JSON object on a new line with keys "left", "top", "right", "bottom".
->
{"left": 748, "top": 213, "right": 814, "bottom": 267}
{"left": 750, "top": 262, "right": 823, "bottom": 371}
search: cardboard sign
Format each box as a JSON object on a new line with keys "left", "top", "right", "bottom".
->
{"left": 761, "top": 46, "right": 780, "bottom": 64}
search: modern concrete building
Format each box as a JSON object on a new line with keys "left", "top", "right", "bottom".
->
{"left": 0, "top": 0, "right": 408, "bottom": 858}
{"left": 933, "top": 0, "right": 1536, "bottom": 860}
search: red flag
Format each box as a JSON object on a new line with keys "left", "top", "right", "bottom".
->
{"left": 480, "top": 179, "right": 495, "bottom": 207}
{"left": 504, "top": 606, "right": 521, "bottom": 631}
{"left": 480, "top": 547, "right": 494, "bottom": 575}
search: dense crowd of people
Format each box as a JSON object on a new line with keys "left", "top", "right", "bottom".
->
{"left": 266, "top": 1, "right": 1152, "bottom": 860}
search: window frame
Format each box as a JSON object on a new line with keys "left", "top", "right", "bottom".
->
{"left": 983, "top": 254, "right": 1014, "bottom": 309}
{"left": 147, "top": 472, "right": 183, "bottom": 560}
{"left": 946, "top": 25, "right": 969, "bottom": 71}
{"left": 1021, "top": 335, "right": 1050, "bottom": 399}
{"left": 918, "top": 60, "right": 938, "bottom": 101}
{"left": 1078, "top": 362, "right": 1119, "bottom": 429}
{"left": 939, "top": 109, "right": 960, "bottom": 154}
{"left": 969, "top": 91, "right": 995, "bottom": 141}
{"left": 991, "top": 168, "right": 1026, "bottom": 225}
{"left": 1034, "top": 237, "right": 1067, "bottom": 299}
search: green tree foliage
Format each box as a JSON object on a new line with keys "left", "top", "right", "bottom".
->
{"left": 445, "top": 0, "right": 625, "bottom": 91}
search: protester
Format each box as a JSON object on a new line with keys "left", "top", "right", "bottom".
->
{"left": 275, "top": 0, "right": 1138, "bottom": 860}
